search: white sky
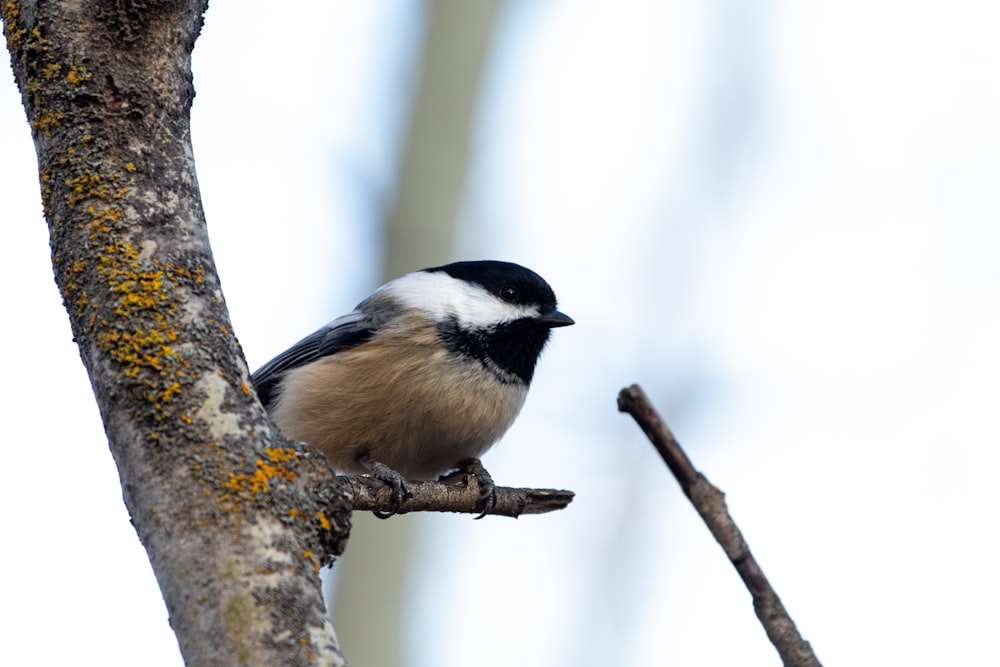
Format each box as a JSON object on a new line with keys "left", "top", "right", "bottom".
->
{"left": 2, "top": 1, "right": 999, "bottom": 665}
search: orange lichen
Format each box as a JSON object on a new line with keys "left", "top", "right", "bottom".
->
{"left": 264, "top": 447, "right": 299, "bottom": 465}
{"left": 85, "top": 240, "right": 202, "bottom": 386}
{"left": 95, "top": 328, "right": 176, "bottom": 379}
{"left": 253, "top": 460, "right": 296, "bottom": 492}
{"left": 222, "top": 455, "right": 297, "bottom": 500}
{"left": 303, "top": 550, "right": 319, "bottom": 573}
{"left": 161, "top": 381, "right": 182, "bottom": 403}
{"left": 67, "top": 169, "right": 108, "bottom": 208}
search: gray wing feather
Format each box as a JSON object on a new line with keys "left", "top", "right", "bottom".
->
{"left": 251, "top": 311, "right": 374, "bottom": 409}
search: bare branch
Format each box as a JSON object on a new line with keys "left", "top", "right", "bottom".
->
{"left": 618, "top": 384, "right": 822, "bottom": 667}
{"left": 345, "top": 474, "right": 574, "bottom": 518}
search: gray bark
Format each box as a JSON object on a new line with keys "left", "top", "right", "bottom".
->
{"left": 2, "top": 3, "right": 351, "bottom": 664}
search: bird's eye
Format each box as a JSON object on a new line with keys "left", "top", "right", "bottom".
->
{"left": 499, "top": 285, "right": 519, "bottom": 302}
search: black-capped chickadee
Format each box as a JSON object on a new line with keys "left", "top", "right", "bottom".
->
{"left": 252, "top": 260, "right": 573, "bottom": 517}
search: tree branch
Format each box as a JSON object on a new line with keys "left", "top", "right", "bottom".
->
{"left": 345, "top": 474, "right": 574, "bottom": 518}
{"left": 617, "top": 384, "right": 822, "bottom": 667}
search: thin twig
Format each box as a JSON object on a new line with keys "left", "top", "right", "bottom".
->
{"left": 618, "top": 384, "right": 822, "bottom": 667}
{"left": 344, "top": 474, "right": 574, "bottom": 518}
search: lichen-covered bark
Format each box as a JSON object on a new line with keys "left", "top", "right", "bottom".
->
{"left": 2, "top": 2, "right": 351, "bottom": 664}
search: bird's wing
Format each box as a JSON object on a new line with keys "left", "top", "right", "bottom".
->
{"left": 251, "top": 311, "right": 375, "bottom": 408}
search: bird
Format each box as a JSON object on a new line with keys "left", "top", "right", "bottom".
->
{"left": 251, "top": 260, "right": 573, "bottom": 517}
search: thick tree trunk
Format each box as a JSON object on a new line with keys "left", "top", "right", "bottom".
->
{"left": 2, "top": 2, "right": 351, "bottom": 664}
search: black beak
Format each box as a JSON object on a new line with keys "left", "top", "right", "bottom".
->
{"left": 539, "top": 310, "right": 575, "bottom": 328}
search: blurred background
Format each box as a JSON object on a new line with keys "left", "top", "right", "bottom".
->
{"left": 2, "top": 1, "right": 999, "bottom": 665}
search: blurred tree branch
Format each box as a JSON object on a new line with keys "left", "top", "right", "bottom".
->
{"left": 618, "top": 384, "right": 822, "bottom": 667}
{"left": 382, "top": 0, "right": 504, "bottom": 278}
{"left": 337, "top": 1, "right": 506, "bottom": 665}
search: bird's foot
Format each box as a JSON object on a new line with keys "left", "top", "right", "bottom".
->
{"left": 454, "top": 458, "right": 496, "bottom": 519}
{"left": 356, "top": 454, "right": 410, "bottom": 519}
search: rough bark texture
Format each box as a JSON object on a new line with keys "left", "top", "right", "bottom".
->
{"left": 618, "top": 384, "right": 822, "bottom": 667}
{"left": 2, "top": 2, "right": 351, "bottom": 664}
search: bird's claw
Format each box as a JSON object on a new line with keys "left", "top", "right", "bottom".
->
{"left": 455, "top": 458, "right": 496, "bottom": 519}
{"left": 356, "top": 454, "right": 411, "bottom": 519}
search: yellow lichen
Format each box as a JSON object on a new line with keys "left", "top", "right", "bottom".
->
{"left": 222, "top": 472, "right": 247, "bottom": 496}
{"left": 220, "top": 455, "right": 296, "bottom": 501}
{"left": 66, "top": 64, "right": 89, "bottom": 86}
{"left": 2, "top": 2, "right": 29, "bottom": 53}
{"left": 66, "top": 169, "right": 107, "bottom": 208}
{"left": 161, "top": 381, "right": 182, "bottom": 403}
{"left": 86, "top": 240, "right": 198, "bottom": 386}
{"left": 264, "top": 446, "right": 299, "bottom": 465}
{"left": 303, "top": 550, "right": 319, "bottom": 573}
{"left": 95, "top": 328, "right": 177, "bottom": 379}
{"left": 253, "top": 460, "right": 296, "bottom": 493}
{"left": 32, "top": 109, "right": 64, "bottom": 135}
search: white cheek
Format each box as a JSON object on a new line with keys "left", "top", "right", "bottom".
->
{"left": 383, "top": 271, "right": 538, "bottom": 327}
{"left": 448, "top": 284, "right": 538, "bottom": 328}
